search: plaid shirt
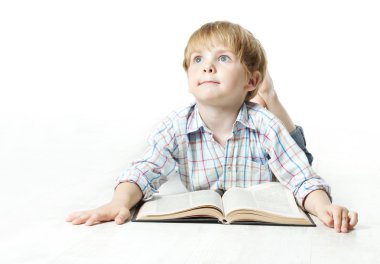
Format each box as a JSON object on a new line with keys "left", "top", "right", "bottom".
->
{"left": 116, "top": 102, "right": 331, "bottom": 209}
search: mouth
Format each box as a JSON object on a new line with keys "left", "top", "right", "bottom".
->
{"left": 198, "top": 81, "right": 220, "bottom": 86}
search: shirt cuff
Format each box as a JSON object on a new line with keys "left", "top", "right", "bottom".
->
{"left": 115, "top": 171, "right": 158, "bottom": 201}
{"left": 293, "top": 178, "right": 333, "bottom": 210}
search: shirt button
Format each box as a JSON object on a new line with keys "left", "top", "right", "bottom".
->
{"left": 227, "top": 166, "right": 232, "bottom": 170}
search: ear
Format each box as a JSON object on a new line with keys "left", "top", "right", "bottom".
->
{"left": 245, "top": 71, "right": 262, "bottom": 92}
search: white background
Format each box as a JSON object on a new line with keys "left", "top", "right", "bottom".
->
{"left": 1, "top": 0, "right": 379, "bottom": 223}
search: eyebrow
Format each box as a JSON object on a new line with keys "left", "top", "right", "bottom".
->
{"left": 190, "top": 49, "right": 235, "bottom": 56}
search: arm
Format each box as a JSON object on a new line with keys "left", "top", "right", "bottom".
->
{"left": 263, "top": 82, "right": 358, "bottom": 233}
{"left": 67, "top": 115, "right": 179, "bottom": 226}
{"left": 262, "top": 116, "right": 330, "bottom": 211}
{"left": 262, "top": 119, "right": 354, "bottom": 233}
{"left": 251, "top": 72, "right": 295, "bottom": 133}
{"left": 117, "top": 115, "right": 179, "bottom": 201}
{"left": 251, "top": 72, "right": 313, "bottom": 165}
{"left": 113, "top": 181, "right": 143, "bottom": 210}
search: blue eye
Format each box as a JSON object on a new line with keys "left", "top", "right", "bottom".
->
{"left": 193, "top": 56, "right": 202, "bottom": 63}
{"left": 219, "top": 55, "right": 231, "bottom": 62}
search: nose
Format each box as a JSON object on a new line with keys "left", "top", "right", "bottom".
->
{"left": 203, "top": 64, "right": 216, "bottom": 73}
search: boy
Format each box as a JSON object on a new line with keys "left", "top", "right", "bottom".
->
{"left": 67, "top": 21, "right": 358, "bottom": 232}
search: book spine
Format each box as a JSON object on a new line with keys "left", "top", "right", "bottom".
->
{"left": 219, "top": 219, "right": 229, "bottom": 224}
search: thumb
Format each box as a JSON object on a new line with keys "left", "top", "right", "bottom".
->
{"left": 115, "top": 207, "right": 131, "bottom": 225}
{"left": 318, "top": 210, "right": 334, "bottom": 228}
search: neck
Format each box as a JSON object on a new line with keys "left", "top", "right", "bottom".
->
{"left": 197, "top": 101, "right": 243, "bottom": 135}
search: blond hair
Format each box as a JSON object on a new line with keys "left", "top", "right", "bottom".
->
{"left": 183, "top": 21, "right": 267, "bottom": 101}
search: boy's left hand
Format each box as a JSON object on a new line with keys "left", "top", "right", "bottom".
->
{"left": 251, "top": 71, "right": 275, "bottom": 108}
{"left": 315, "top": 204, "right": 358, "bottom": 233}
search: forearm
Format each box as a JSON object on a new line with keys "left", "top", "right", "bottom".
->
{"left": 303, "top": 189, "right": 332, "bottom": 216}
{"left": 113, "top": 182, "right": 143, "bottom": 210}
{"left": 264, "top": 92, "right": 296, "bottom": 133}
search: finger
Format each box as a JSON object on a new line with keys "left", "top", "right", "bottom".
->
{"left": 71, "top": 214, "right": 91, "bottom": 225}
{"left": 115, "top": 208, "right": 131, "bottom": 225}
{"left": 340, "top": 209, "right": 349, "bottom": 233}
{"left": 318, "top": 210, "right": 334, "bottom": 228}
{"left": 348, "top": 211, "right": 359, "bottom": 229}
{"left": 333, "top": 207, "right": 350, "bottom": 233}
{"left": 85, "top": 211, "right": 114, "bottom": 226}
{"left": 85, "top": 214, "right": 101, "bottom": 226}
{"left": 332, "top": 208, "right": 343, "bottom": 232}
{"left": 66, "top": 212, "right": 82, "bottom": 222}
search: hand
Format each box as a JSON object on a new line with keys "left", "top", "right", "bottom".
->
{"left": 251, "top": 93, "right": 267, "bottom": 108}
{"left": 66, "top": 201, "right": 131, "bottom": 226}
{"left": 315, "top": 204, "right": 358, "bottom": 233}
{"left": 251, "top": 71, "right": 276, "bottom": 108}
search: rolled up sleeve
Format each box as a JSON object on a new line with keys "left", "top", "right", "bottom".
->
{"left": 264, "top": 119, "right": 332, "bottom": 209}
{"left": 115, "top": 118, "right": 178, "bottom": 201}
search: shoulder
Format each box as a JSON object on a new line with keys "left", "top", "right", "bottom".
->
{"left": 245, "top": 102, "right": 278, "bottom": 129}
{"left": 166, "top": 103, "right": 195, "bottom": 124}
{"left": 245, "top": 103, "right": 291, "bottom": 146}
{"left": 151, "top": 103, "right": 195, "bottom": 137}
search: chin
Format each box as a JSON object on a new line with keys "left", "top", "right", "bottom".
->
{"left": 196, "top": 98, "right": 226, "bottom": 107}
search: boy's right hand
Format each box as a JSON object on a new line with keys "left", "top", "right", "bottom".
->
{"left": 66, "top": 201, "right": 131, "bottom": 226}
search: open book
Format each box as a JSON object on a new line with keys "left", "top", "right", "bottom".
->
{"left": 131, "top": 182, "right": 315, "bottom": 226}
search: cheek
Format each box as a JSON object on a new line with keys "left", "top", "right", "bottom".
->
{"left": 187, "top": 71, "right": 197, "bottom": 89}
{"left": 187, "top": 78, "right": 194, "bottom": 89}
{"left": 187, "top": 69, "right": 198, "bottom": 82}
{"left": 230, "top": 70, "right": 248, "bottom": 86}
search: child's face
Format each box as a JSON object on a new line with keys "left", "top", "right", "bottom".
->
{"left": 187, "top": 43, "right": 254, "bottom": 108}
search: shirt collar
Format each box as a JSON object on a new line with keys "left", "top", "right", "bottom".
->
{"left": 186, "top": 102, "right": 257, "bottom": 135}
{"left": 186, "top": 104, "right": 210, "bottom": 134}
{"left": 235, "top": 102, "right": 257, "bottom": 131}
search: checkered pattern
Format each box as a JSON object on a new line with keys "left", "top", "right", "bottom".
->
{"left": 116, "top": 102, "right": 331, "bottom": 209}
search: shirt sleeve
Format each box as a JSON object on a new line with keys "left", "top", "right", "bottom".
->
{"left": 262, "top": 118, "right": 332, "bottom": 209}
{"left": 114, "top": 117, "right": 178, "bottom": 201}
{"left": 290, "top": 125, "right": 314, "bottom": 165}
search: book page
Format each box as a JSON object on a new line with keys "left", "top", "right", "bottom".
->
{"left": 222, "top": 182, "right": 301, "bottom": 218}
{"left": 137, "top": 190, "right": 224, "bottom": 217}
